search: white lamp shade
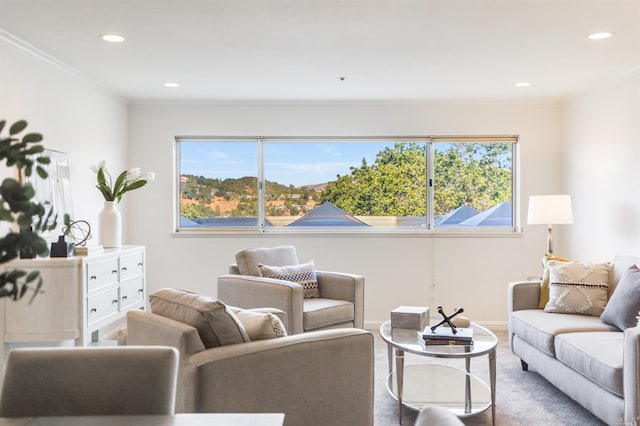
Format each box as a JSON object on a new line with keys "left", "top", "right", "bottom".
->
{"left": 527, "top": 195, "right": 573, "bottom": 225}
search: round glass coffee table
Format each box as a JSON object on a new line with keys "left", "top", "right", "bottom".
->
{"left": 380, "top": 320, "right": 497, "bottom": 425}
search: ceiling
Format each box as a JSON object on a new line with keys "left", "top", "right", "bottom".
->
{"left": 1, "top": 0, "right": 638, "bottom": 103}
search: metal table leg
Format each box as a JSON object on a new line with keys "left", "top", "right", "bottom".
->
{"left": 489, "top": 347, "right": 497, "bottom": 426}
{"left": 395, "top": 348, "right": 404, "bottom": 424}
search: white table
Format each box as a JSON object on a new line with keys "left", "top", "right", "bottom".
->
{"left": 380, "top": 320, "right": 497, "bottom": 425}
{"left": 0, "top": 413, "right": 285, "bottom": 425}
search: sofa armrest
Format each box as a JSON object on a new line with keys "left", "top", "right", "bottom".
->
{"left": 126, "top": 311, "right": 207, "bottom": 413}
{"left": 624, "top": 326, "right": 640, "bottom": 423}
{"left": 507, "top": 280, "right": 541, "bottom": 313}
{"left": 184, "top": 328, "right": 374, "bottom": 426}
{"left": 217, "top": 274, "right": 304, "bottom": 334}
{"left": 126, "top": 311, "right": 206, "bottom": 358}
{"left": 316, "top": 271, "right": 365, "bottom": 328}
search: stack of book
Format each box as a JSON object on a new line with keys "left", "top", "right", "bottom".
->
{"left": 421, "top": 326, "right": 474, "bottom": 346}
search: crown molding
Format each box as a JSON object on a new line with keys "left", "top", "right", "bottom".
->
{"left": 0, "top": 28, "right": 126, "bottom": 104}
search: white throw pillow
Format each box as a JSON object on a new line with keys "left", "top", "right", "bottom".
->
{"left": 230, "top": 308, "right": 288, "bottom": 341}
{"left": 544, "top": 260, "right": 610, "bottom": 316}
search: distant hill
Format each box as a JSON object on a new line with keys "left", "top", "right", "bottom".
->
{"left": 300, "top": 183, "right": 327, "bottom": 191}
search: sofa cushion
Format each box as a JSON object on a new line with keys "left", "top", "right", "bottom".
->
{"left": 545, "top": 261, "right": 610, "bottom": 316}
{"left": 258, "top": 261, "right": 320, "bottom": 299}
{"left": 230, "top": 308, "right": 287, "bottom": 341}
{"left": 149, "top": 288, "right": 249, "bottom": 348}
{"left": 555, "top": 331, "right": 624, "bottom": 397}
{"left": 303, "top": 298, "right": 354, "bottom": 331}
{"left": 538, "top": 254, "right": 570, "bottom": 309}
{"left": 601, "top": 265, "right": 640, "bottom": 331}
{"left": 510, "top": 309, "right": 612, "bottom": 357}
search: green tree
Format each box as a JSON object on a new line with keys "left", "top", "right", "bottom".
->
{"left": 319, "top": 143, "right": 427, "bottom": 216}
{"left": 318, "top": 142, "right": 511, "bottom": 218}
{"left": 180, "top": 203, "right": 215, "bottom": 219}
{"left": 433, "top": 143, "right": 511, "bottom": 215}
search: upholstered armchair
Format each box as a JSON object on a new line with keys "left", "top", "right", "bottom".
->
{"left": 125, "top": 289, "right": 375, "bottom": 426}
{"left": 217, "top": 245, "right": 364, "bottom": 334}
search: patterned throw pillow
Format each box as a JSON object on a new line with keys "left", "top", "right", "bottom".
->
{"left": 231, "top": 308, "right": 288, "bottom": 340}
{"left": 538, "top": 254, "right": 570, "bottom": 309}
{"left": 258, "top": 261, "right": 320, "bottom": 299}
{"left": 544, "top": 260, "right": 610, "bottom": 316}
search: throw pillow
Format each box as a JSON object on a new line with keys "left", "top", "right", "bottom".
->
{"left": 258, "top": 261, "right": 320, "bottom": 299}
{"left": 601, "top": 265, "right": 640, "bottom": 330}
{"left": 538, "top": 254, "right": 570, "bottom": 309}
{"left": 149, "top": 288, "right": 249, "bottom": 348}
{"left": 230, "top": 308, "right": 288, "bottom": 341}
{"left": 544, "top": 261, "right": 610, "bottom": 316}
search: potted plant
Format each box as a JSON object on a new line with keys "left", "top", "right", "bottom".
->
{"left": 0, "top": 119, "right": 58, "bottom": 302}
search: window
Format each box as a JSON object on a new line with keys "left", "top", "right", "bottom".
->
{"left": 176, "top": 136, "right": 516, "bottom": 233}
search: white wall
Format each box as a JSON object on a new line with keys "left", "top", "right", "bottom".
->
{"left": 561, "top": 70, "right": 640, "bottom": 261}
{"left": 0, "top": 34, "right": 128, "bottom": 243}
{"left": 1, "top": 32, "right": 573, "bottom": 328}
{"left": 128, "top": 101, "right": 563, "bottom": 327}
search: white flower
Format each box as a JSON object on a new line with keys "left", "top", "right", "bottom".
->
{"left": 90, "top": 160, "right": 106, "bottom": 174}
{"left": 126, "top": 167, "right": 142, "bottom": 181}
{"left": 143, "top": 171, "right": 156, "bottom": 181}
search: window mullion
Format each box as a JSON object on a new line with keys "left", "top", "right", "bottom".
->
{"left": 258, "top": 137, "right": 265, "bottom": 232}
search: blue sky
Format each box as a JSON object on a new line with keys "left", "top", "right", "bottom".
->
{"left": 180, "top": 140, "right": 396, "bottom": 187}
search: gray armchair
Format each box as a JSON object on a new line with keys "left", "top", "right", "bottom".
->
{"left": 217, "top": 245, "right": 364, "bottom": 334}
{"left": 0, "top": 346, "right": 178, "bottom": 417}
{"left": 126, "top": 310, "right": 374, "bottom": 426}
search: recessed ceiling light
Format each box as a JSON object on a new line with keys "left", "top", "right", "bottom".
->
{"left": 588, "top": 32, "right": 613, "bottom": 40}
{"left": 514, "top": 82, "right": 531, "bottom": 87}
{"left": 164, "top": 82, "right": 180, "bottom": 88}
{"left": 101, "top": 34, "right": 125, "bottom": 43}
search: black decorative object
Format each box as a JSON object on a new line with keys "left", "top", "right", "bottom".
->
{"left": 19, "top": 227, "right": 36, "bottom": 259}
{"left": 430, "top": 305, "right": 464, "bottom": 334}
{"left": 50, "top": 235, "right": 75, "bottom": 258}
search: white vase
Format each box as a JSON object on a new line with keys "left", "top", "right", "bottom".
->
{"left": 99, "top": 201, "right": 122, "bottom": 248}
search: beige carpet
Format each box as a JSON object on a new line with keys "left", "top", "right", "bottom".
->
{"left": 372, "top": 328, "right": 606, "bottom": 426}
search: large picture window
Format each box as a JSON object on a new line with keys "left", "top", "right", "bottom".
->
{"left": 176, "top": 136, "right": 516, "bottom": 233}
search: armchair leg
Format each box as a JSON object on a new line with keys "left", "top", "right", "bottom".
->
{"left": 520, "top": 360, "right": 529, "bottom": 371}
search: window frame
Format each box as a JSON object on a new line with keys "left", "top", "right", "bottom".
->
{"left": 174, "top": 135, "right": 519, "bottom": 236}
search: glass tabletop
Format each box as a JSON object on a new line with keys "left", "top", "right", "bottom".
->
{"left": 380, "top": 320, "right": 497, "bottom": 358}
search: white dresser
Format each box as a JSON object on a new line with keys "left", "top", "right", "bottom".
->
{"left": 0, "top": 245, "right": 146, "bottom": 376}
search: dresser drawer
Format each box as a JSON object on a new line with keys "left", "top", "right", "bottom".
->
{"left": 86, "top": 258, "right": 119, "bottom": 292}
{"left": 87, "top": 287, "right": 119, "bottom": 325}
{"left": 120, "top": 278, "right": 145, "bottom": 310}
{"left": 120, "top": 251, "right": 144, "bottom": 281}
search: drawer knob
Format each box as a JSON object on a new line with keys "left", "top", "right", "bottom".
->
{"left": 112, "top": 299, "right": 118, "bottom": 304}
{"left": 90, "top": 275, "right": 97, "bottom": 280}
{"left": 138, "top": 289, "right": 144, "bottom": 294}
{"left": 112, "top": 269, "right": 118, "bottom": 274}
{"left": 122, "top": 295, "right": 128, "bottom": 300}
{"left": 121, "top": 267, "right": 128, "bottom": 272}
{"left": 138, "top": 262, "right": 143, "bottom": 267}
{"left": 90, "top": 308, "right": 97, "bottom": 313}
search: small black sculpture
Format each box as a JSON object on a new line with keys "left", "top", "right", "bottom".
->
{"left": 430, "top": 305, "right": 464, "bottom": 334}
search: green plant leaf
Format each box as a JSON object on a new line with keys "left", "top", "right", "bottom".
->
{"left": 9, "top": 120, "right": 27, "bottom": 135}
{"left": 22, "top": 133, "right": 43, "bottom": 143}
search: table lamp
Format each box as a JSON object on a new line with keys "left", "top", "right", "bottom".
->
{"left": 527, "top": 195, "right": 573, "bottom": 255}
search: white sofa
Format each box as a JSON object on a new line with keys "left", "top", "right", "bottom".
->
{"left": 508, "top": 255, "right": 640, "bottom": 425}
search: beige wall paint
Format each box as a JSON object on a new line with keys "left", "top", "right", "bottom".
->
{"left": 0, "top": 36, "right": 128, "bottom": 243}
{"left": 561, "top": 71, "right": 640, "bottom": 261}
{"left": 3, "top": 32, "right": 589, "bottom": 328}
{"left": 128, "top": 101, "right": 562, "bottom": 326}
